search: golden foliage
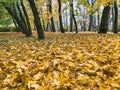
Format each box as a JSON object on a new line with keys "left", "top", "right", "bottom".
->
{"left": 0, "top": 32, "right": 120, "bottom": 89}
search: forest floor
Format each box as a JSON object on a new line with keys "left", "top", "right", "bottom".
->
{"left": 0, "top": 32, "right": 120, "bottom": 89}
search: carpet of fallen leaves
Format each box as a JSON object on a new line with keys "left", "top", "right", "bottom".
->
{"left": 0, "top": 32, "right": 120, "bottom": 90}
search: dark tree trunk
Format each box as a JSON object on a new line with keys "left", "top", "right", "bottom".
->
{"left": 12, "top": 3, "right": 26, "bottom": 34}
{"left": 83, "top": 21, "right": 86, "bottom": 31}
{"left": 70, "top": 12, "right": 73, "bottom": 32}
{"left": 4, "top": 4, "right": 31, "bottom": 36}
{"left": 58, "top": 0, "right": 65, "bottom": 33}
{"left": 97, "top": 8, "right": 100, "bottom": 31}
{"left": 17, "top": 2, "right": 27, "bottom": 30}
{"left": 83, "top": 15, "right": 86, "bottom": 31}
{"left": 112, "top": 7, "right": 114, "bottom": 32}
{"left": 21, "top": 1, "right": 32, "bottom": 35}
{"left": 12, "top": 17, "right": 20, "bottom": 32}
{"left": 87, "top": 0, "right": 95, "bottom": 32}
{"left": 73, "top": 15, "right": 78, "bottom": 33}
{"left": 73, "top": 16, "right": 78, "bottom": 33}
{"left": 88, "top": 14, "right": 93, "bottom": 31}
{"left": 48, "top": 0, "right": 56, "bottom": 32}
{"left": 70, "top": 0, "right": 78, "bottom": 33}
{"left": 13, "top": 3, "right": 31, "bottom": 36}
{"left": 113, "top": 1, "right": 118, "bottom": 33}
{"left": 51, "top": 17, "right": 56, "bottom": 32}
{"left": 98, "top": 5, "right": 110, "bottom": 34}
{"left": 28, "top": 0, "right": 45, "bottom": 40}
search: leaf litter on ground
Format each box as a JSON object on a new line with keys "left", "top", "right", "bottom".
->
{"left": 0, "top": 32, "right": 120, "bottom": 90}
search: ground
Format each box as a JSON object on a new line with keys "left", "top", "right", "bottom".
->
{"left": 0, "top": 32, "right": 120, "bottom": 89}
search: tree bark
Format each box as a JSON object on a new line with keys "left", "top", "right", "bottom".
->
{"left": 12, "top": 17, "right": 20, "bottom": 32}
{"left": 48, "top": 0, "right": 56, "bottom": 32}
{"left": 70, "top": 0, "right": 78, "bottom": 33}
{"left": 98, "top": 5, "right": 110, "bottom": 34}
{"left": 17, "top": 2, "right": 27, "bottom": 30}
{"left": 70, "top": 12, "right": 73, "bottom": 32}
{"left": 113, "top": 1, "right": 118, "bottom": 33}
{"left": 97, "top": 8, "right": 100, "bottom": 31}
{"left": 28, "top": 0, "right": 45, "bottom": 40}
{"left": 12, "top": 3, "right": 28, "bottom": 35}
{"left": 88, "top": 14, "right": 93, "bottom": 31}
{"left": 87, "top": 0, "right": 95, "bottom": 32}
{"left": 21, "top": 1, "right": 32, "bottom": 35}
{"left": 4, "top": 3, "right": 31, "bottom": 36}
{"left": 58, "top": 0, "right": 65, "bottom": 33}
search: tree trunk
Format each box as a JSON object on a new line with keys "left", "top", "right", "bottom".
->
{"left": 4, "top": 4, "right": 31, "bottom": 36}
{"left": 113, "top": 1, "right": 118, "bottom": 33}
{"left": 83, "top": 15, "right": 86, "bottom": 31}
{"left": 87, "top": 0, "right": 95, "bottom": 32}
{"left": 83, "top": 21, "right": 86, "bottom": 31}
{"left": 12, "top": 17, "right": 20, "bottom": 32}
{"left": 28, "top": 0, "right": 45, "bottom": 40}
{"left": 17, "top": 2, "right": 27, "bottom": 30}
{"left": 58, "top": 0, "right": 65, "bottom": 33}
{"left": 13, "top": 3, "right": 31, "bottom": 36}
{"left": 70, "top": 0, "right": 78, "bottom": 33}
{"left": 73, "top": 15, "right": 78, "bottom": 33}
{"left": 97, "top": 8, "right": 100, "bottom": 31}
{"left": 70, "top": 12, "right": 73, "bottom": 32}
{"left": 21, "top": 1, "right": 32, "bottom": 35}
{"left": 88, "top": 14, "right": 93, "bottom": 31}
{"left": 98, "top": 5, "right": 110, "bottom": 34}
{"left": 12, "top": 3, "right": 28, "bottom": 35}
{"left": 48, "top": 0, "right": 56, "bottom": 32}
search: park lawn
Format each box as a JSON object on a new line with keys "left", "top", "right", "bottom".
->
{"left": 0, "top": 32, "right": 120, "bottom": 89}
